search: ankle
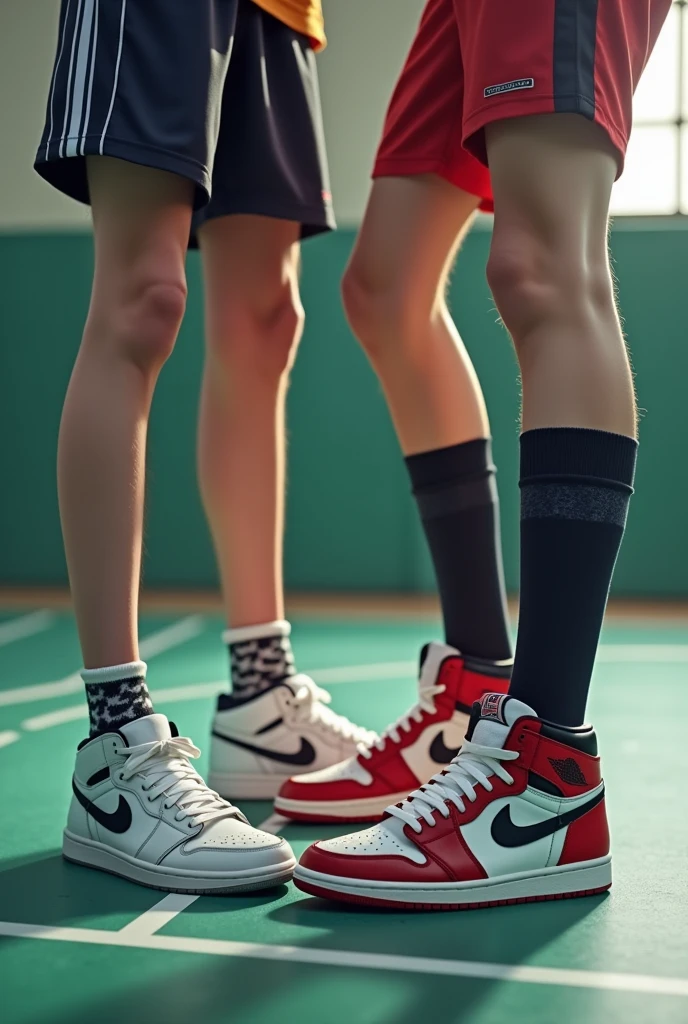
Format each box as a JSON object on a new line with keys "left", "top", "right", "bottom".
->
{"left": 82, "top": 660, "right": 153, "bottom": 736}
{"left": 223, "top": 620, "right": 295, "bottom": 704}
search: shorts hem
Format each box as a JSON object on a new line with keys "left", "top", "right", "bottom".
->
{"left": 373, "top": 157, "right": 493, "bottom": 211}
{"left": 462, "top": 94, "right": 627, "bottom": 173}
{"left": 35, "top": 136, "right": 211, "bottom": 209}
{"left": 194, "top": 199, "right": 335, "bottom": 245}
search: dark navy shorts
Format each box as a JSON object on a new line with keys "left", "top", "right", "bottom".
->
{"left": 35, "top": 0, "right": 335, "bottom": 241}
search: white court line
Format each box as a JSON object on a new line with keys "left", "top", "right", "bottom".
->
{"left": 595, "top": 645, "right": 688, "bottom": 662}
{"left": 258, "top": 813, "right": 289, "bottom": 835}
{"left": 21, "top": 682, "right": 224, "bottom": 731}
{"left": 18, "top": 660, "right": 414, "bottom": 730}
{"left": 18, "top": 661, "right": 415, "bottom": 730}
{"left": 22, "top": 705, "right": 87, "bottom": 730}
{"left": 0, "top": 919, "right": 686, "bottom": 996}
{"left": 0, "top": 616, "right": 205, "bottom": 708}
{"left": 9, "top": 643, "right": 688, "bottom": 731}
{"left": 150, "top": 681, "right": 224, "bottom": 703}
{"left": 0, "top": 730, "right": 20, "bottom": 749}
{"left": 0, "top": 671, "right": 83, "bottom": 709}
{"left": 21, "top": 679, "right": 224, "bottom": 730}
{"left": 302, "top": 647, "right": 688, "bottom": 678}
{"left": 117, "top": 894, "right": 199, "bottom": 938}
{"left": 309, "top": 661, "right": 416, "bottom": 683}
{"left": 138, "top": 617, "right": 205, "bottom": 660}
{"left": 0, "top": 610, "right": 55, "bottom": 648}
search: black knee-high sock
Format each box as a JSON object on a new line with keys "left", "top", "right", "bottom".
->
{"left": 405, "top": 439, "right": 512, "bottom": 661}
{"left": 509, "top": 427, "right": 637, "bottom": 725}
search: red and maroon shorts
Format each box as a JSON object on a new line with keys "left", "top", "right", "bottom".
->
{"left": 374, "top": 0, "right": 671, "bottom": 211}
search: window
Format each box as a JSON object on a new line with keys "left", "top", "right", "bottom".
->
{"left": 611, "top": 0, "right": 687, "bottom": 215}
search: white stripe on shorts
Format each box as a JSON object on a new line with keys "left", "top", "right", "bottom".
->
{"left": 66, "top": 0, "right": 96, "bottom": 157}
{"left": 80, "top": 0, "right": 99, "bottom": 156}
{"left": 59, "top": 0, "right": 83, "bottom": 158}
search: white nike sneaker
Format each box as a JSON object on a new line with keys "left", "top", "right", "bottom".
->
{"left": 209, "top": 675, "right": 377, "bottom": 800}
{"left": 63, "top": 714, "right": 295, "bottom": 893}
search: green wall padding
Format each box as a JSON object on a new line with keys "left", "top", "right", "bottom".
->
{"left": 1, "top": 225, "right": 686, "bottom": 596}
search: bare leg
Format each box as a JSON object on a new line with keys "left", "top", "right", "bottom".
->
{"left": 486, "top": 113, "right": 636, "bottom": 724}
{"left": 197, "top": 215, "right": 303, "bottom": 628}
{"left": 342, "top": 175, "right": 485, "bottom": 454}
{"left": 486, "top": 114, "right": 634, "bottom": 436}
{"left": 342, "top": 175, "right": 511, "bottom": 662}
{"left": 58, "top": 157, "right": 193, "bottom": 667}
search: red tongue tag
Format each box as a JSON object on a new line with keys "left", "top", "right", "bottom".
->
{"left": 480, "top": 692, "right": 509, "bottom": 724}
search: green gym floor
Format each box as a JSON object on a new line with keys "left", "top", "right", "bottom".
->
{"left": 1, "top": 605, "right": 687, "bottom": 1024}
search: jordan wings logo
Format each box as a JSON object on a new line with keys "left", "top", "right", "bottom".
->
{"left": 549, "top": 757, "right": 588, "bottom": 786}
{"left": 72, "top": 778, "right": 132, "bottom": 834}
{"left": 491, "top": 787, "right": 605, "bottom": 848}
{"left": 212, "top": 731, "right": 316, "bottom": 766}
{"left": 429, "top": 731, "right": 462, "bottom": 764}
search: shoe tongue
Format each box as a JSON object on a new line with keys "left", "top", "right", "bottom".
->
{"left": 418, "top": 641, "right": 460, "bottom": 691}
{"left": 119, "top": 713, "right": 171, "bottom": 746}
{"left": 467, "top": 693, "right": 536, "bottom": 748}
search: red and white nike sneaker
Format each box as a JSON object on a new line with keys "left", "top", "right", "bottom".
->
{"left": 293, "top": 693, "right": 611, "bottom": 909}
{"left": 274, "top": 643, "right": 511, "bottom": 823}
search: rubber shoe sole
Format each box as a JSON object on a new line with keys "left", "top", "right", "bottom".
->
{"left": 63, "top": 830, "right": 295, "bottom": 895}
{"left": 209, "top": 771, "right": 294, "bottom": 800}
{"left": 293, "top": 856, "right": 612, "bottom": 910}
{"left": 274, "top": 791, "right": 412, "bottom": 823}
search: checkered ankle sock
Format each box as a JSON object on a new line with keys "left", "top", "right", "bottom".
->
{"left": 222, "top": 620, "right": 295, "bottom": 704}
{"left": 82, "top": 661, "right": 154, "bottom": 736}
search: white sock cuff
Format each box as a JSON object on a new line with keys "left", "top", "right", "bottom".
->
{"left": 81, "top": 661, "right": 148, "bottom": 684}
{"left": 222, "top": 620, "right": 291, "bottom": 645}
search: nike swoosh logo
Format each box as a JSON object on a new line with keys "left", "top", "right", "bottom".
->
{"left": 490, "top": 787, "right": 605, "bottom": 848}
{"left": 429, "top": 731, "right": 462, "bottom": 764}
{"left": 212, "top": 731, "right": 316, "bottom": 766}
{"left": 72, "top": 778, "right": 133, "bottom": 834}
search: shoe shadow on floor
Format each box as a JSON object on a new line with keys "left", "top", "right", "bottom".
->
{"left": 9, "top": 891, "right": 610, "bottom": 1024}
{"left": 271, "top": 885, "right": 608, "bottom": 956}
{"left": 0, "top": 849, "right": 290, "bottom": 929}
{"left": 0, "top": 849, "right": 161, "bottom": 925}
{"left": 267, "top": 889, "right": 609, "bottom": 1023}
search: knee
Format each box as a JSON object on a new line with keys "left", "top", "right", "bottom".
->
{"left": 342, "top": 257, "right": 430, "bottom": 365}
{"left": 486, "top": 234, "right": 614, "bottom": 352}
{"left": 106, "top": 278, "right": 187, "bottom": 374}
{"left": 207, "top": 285, "right": 305, "bottom": 381}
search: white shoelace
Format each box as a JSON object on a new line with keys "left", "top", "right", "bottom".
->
{"left": 114, "top": 736, "right": 241, "bottom": 828}
{"left": 289, "top": 674, "right": 377, "bottom": 746}
{"left": 386, "top": 739, "right": 519, "bottom": 832}
{"left": 358, "top": 682, "right": 446, "bottom": 760}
